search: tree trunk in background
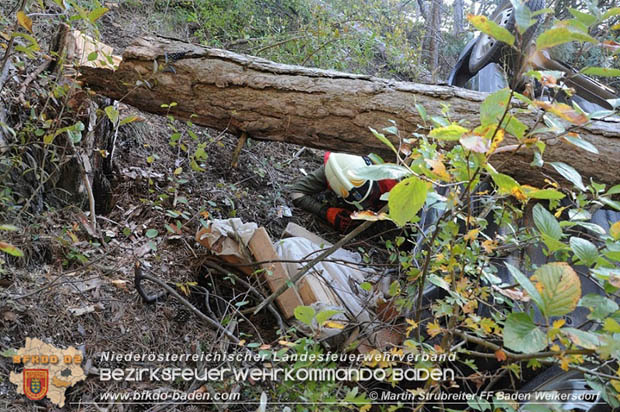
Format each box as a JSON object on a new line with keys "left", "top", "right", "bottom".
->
{"left": 453, "top": 0, "right": 464, "bottom": 35}
{"left": 77, "top": 36, "right": 620, "bottom": 187}
{"left": 423, "top": 0, "right": 441, "bottom": 73}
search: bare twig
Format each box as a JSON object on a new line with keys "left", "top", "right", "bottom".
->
{"left": 454, "top": 330, "right": 594, "bottom": 361}
{"left": 230, "top": 131, "right": 247, "bottom": 169}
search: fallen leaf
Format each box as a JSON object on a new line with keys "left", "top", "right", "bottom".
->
{"left": 495, "top": 349, "right": 507, "bottom": 361}
{"left": 17, "top": 11, "right": 33, "bottom": 33}
{"left": 324, "top": 320, "right": 345, "bottom": 329}
{"left": 351, "top": 210, "right": 390, "bottom": 221}
{"left": 110, "top": 279, "right": 128, "bottom": 291}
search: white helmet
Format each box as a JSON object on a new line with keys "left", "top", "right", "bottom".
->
{"left": 325, "top": 153, "right": 375, "bottom": 209}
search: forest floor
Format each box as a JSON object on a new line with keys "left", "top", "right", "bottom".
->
{"left": 0, "top": 2, "right": 394, "bottom": 411}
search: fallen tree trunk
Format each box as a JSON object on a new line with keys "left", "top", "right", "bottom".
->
{"left": 78, "top": 36, "right": 620, "bottom": 186}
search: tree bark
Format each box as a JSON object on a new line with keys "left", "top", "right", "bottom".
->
{"left": 453, "top": 0, "right": 464, "bottom": 35}
{"left": 77, "top": 36, "right": 620, "bottom": 187}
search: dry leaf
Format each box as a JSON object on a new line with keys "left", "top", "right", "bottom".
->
{"left": 492, "top": 284, "right": 531, "bottom": 302}
{"left": 110, "top": 279, "right": 128, "bottom": 291}
{"left": 17, "top": 11, "right": 33, "bottom": 33}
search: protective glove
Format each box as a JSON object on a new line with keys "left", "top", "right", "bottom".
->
{"left": 324, "top": 207, "right": 353, "bottom": 233}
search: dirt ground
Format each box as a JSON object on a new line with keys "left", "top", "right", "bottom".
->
{"left": 0, "top": 2, "right": 394, "bottom": 411}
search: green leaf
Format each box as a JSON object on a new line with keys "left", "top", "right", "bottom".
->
{"left": 525, "top": 188, "right": 565, "bottom": 200}
{"left": 532, "top": 262, "right": 581, "bottom": 317}
{"left": 429, "top": 124, "right": 468, "bottom": 141}
{"left": 388, "top": 176, "right": 429, "bottom": 226}
{"left": 360, "top": 282, "right": 372, "bottom": 292}
{"left": 87, "top": 51, "right": 98, "bottom": 62}
{"left": 294, "top": 305, "right": 315, "bottom": 326}
{"left": 480, "top": 88, "right": 511, "bottom": 126}
{"left": 603, "top": 318, "right": 620, "bottom": 333}
{"left": 505, "top": 263, "right": 544, "bottom": 310}
{"left": 503, "top": 312, "right": 547, "bottom": 353}
{"left": 602, "top": 7, "right": 620, "bottom": 20}
{"left": 316, "top": 309, "right": 341, "bottom": 325}
{"left": 568, "top": 8, "right": 597, "bottom": 26}
{"left": 145, "top": 229, "right": 158, "bottom": 238}
{"left": 0, "top": 241, "right": 24, "bottom": 257}
{"left": 562, "top": 327, "right": 600, "bottom": 349}
{"left": 88, "top": 7, "right": 109, "bottom": 23}
{"left": 606, "top": 184, "right": 620, "bottom": 196}
{"left": 537, "top": 27, "right": 573, "bottom": 49}
{"left": 369, "top": 127, "right": 397, "bottom": 155}
{"left": 415, "top": 103, "right": 428, "bottom": 125}
{"left": 549, "top": 162, "right": 586, "bottom": 191}
{"left": 351, "top": 164, "right": 411, "bottom": 181}
{"left": 582, "top": 67, "right": 620, "bottom": 77}
{"left": 579, "top": 294, "right": 619, "bottom": 321}
{"left": 533, "top": 203, "right": 562, "bottom": 240}
{"left": 536, "top": 27, "right": 596, "bottom": 49}
{"left": 600, "top": 197, "right": 620, "bottom": 212}
{"left": 467, "top": 14, "right": 515, "bottom": 46}
{"left": 119, "top": 115, "right": 140, "bottom": 126}
{"left": 104, "top": 106, "right": 119, "bottom": 124}
{"left": 513, "top": 0, "right": 534, "bottom": 34}
{"left": 491, "top": 172, "right": 520, "bottom": 195}
{"left": 0, "top": 224, "right": 19, "bottom": 231}
{"left": 563, "top": 135, "right": 598, "bottom": 154}
{"left": 505, "top": 116, "right": 527, "bottom": 140}
{"left": 569, "top": 237, "right": 598, "bottom": 266}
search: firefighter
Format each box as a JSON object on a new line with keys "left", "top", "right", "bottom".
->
{"left": 287, "top": 152, "right": 397, "bottom": 232}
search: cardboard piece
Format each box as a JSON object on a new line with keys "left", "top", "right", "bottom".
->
{"left": 57, "top": 25, "right": 121, "bottom": 70}
{"left": 248, "top": 228, "right": 304, "bottom": 319}
{"left": 196, "top": 219, "right": 257, "bottom": 275}
{"left": 282, "top": 222, "right": 332, "bottom": 248}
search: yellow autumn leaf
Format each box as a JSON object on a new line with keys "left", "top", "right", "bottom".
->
{"left": 324, "top": 320, "right": 345, "bottom": 329}
{"left": 480, "top": 317, "right": 497, "bottom": 334}
{"left": 17, "top": 10, "right": 33, "bottom": 33}
{"left": 464, "top": 228, "right": 479, "bottom": 241}
{"left": 611, "top": 380, "right": 620, "bottom": 396}
{"left": 425, "top": 158, "right": 451, "bottom": 181}
{"left": 464, "top": 317, "right": 479, "bottom": 331}
{"left": 482, "top": 239, "right": 497, "bottom": 254}
{"left": 427, "top": 321, "right": 442, "bottom": 337}
{"left": 610, "top": 221, "right": 620, "bottom": 240}
{"left": 554, "top": 206, "right": 567, "bottom": 218}
{"left": 534, "top": 101, "right": 589, "bottom": 125}
{"left": 560, "top": 355, "right": 569, "bottom": 371}
{"left": 552, "top": 319, "right": 566, "bottom": 329}
{"left": 405, "top": 318, "right": 418, "bottom": 338}
{"left": 511, "top": 186, "right": 528, "bottom": 203}
{"left": 488, "top": 128, "right": 505, "bottom": 154}
{"left": 544, "top": 178, "right": 559, "bottom": 188}
{"left": 360, "top": 405, "right": 372, "bottom": 412}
